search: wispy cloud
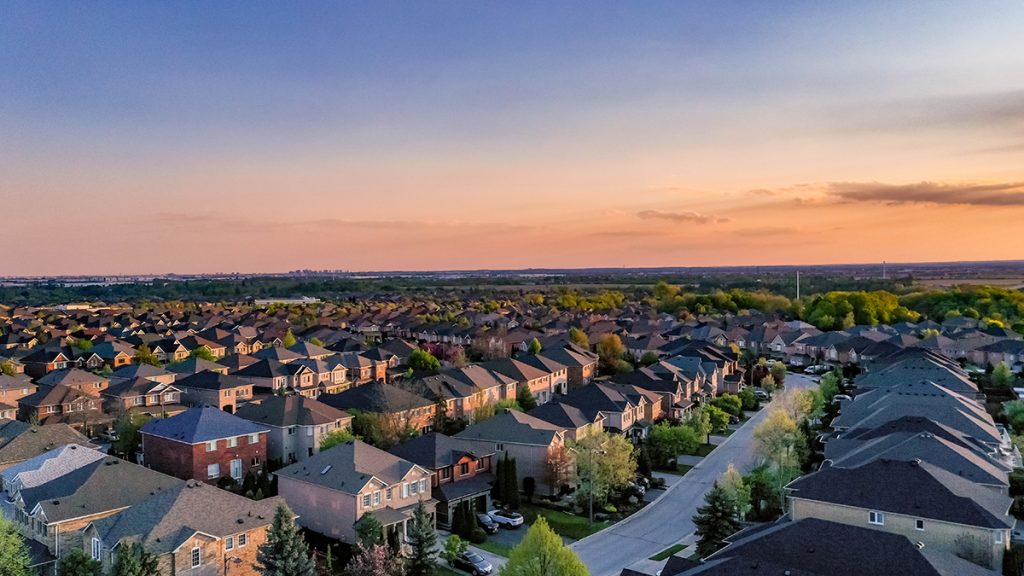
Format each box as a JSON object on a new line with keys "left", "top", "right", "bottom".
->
{"left": 825, "top": 181, "right": 1024, "bottom": 207}
{"left": 636, "top": 210, "right": 730, "bottom": 224}
{"left": 732, "top": 226, "right": 796, "bottom": 237}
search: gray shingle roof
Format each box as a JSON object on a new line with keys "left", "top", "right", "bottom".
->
{"left": 141, "top": 406, "right": 268, "bottom": 444}
{"left": 278, "top": 440, "right": 421, "bottom": 495}
{"left": 235, "top": 395, "right": 350, "bottom": 428}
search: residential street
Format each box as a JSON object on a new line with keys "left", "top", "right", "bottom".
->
{"left": 571, "top": 373, "right": 818, "bottom": 576}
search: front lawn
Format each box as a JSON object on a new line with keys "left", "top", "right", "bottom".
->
{"left": 649, "top": 543, "right": 686, "bottom": 561}
{"left": 475, "top": 539, "right": 514, "bottom": 558}
{"left": 437, "top": 567, "right": 463, "bottom": 576}
{"left": 694, "top": 443, "right": 716, "bottom": 457}
{"left": 655, "top": 464, "right": 693, "bottom": 476}
{"left": 520, "top": 503, "right": 611, "bottom": 540}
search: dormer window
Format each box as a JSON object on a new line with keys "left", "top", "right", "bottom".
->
{"left": 868, "top": 511, "right": 884, "bottom": 525}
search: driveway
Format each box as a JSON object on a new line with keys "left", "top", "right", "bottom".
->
{"left": 571, "top": 373, "right": 818, "bottom": 576}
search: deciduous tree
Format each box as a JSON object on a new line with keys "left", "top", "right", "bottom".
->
{"left": 499, "top": 517, "right": 589, "bottom": 576}
{"left": 57, "top": 549, "right": 101, "bottom": 576}
{"left": 344, "top": 544, "right": 405, "bottom": 576}
{"left": 319, "top": 428, "right": 356, "bottom": 451}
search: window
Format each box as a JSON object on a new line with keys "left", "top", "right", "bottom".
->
{"left": 476, "top": 459, "right": 485, "bottom": 471}
{"left": 226, "top": 536, "right": 234, "bottom": 551}
{"left": 868, "top": 511, "right": 884, "bottom": 525}
{"left": 460, "top": 463, "right": 469, "bottom": 476}
{"left": 227, "top": 436, "right": 238, "bottom": 448}
{"left": 362, "top": 494, "right": 371, "bottom": 508}
{"left": 238, "top": 533, "right": 247, "bottom": 547}
{"left": 419, "top": 479, "right": 427, "bottom": 493}
{"left": 495, "top": 443, "right": 504, "bottom": 452}
{"left": 402, "top": 483, "right": 409, "bottom": 498}
{"left": 191, "top": 547, "right": 201, "bottom": 568}
{"left": 133, "top": 397, "right": 143, "bottom": 406}
{"left": 410, "top": 481, "right": 418, "bottom": 496}
{"left": 206, "top": 440, "right": 217, "bottom": 452}
{"left": 252, "top": 457, "right": 261, "bottom": 467}
{"left": 386, "top": 488, "right": 393, "bottom": 501}
{"left": 207, "top": 463, "right": 220, "bottom": 479}
{"left": 440, "top": 468, "right": 451, "bottom": 480}
{"left": 249, "top": 433, "right": 259, "bottom": 444}
{"left": 230, "top": 459, "right": 242, "bottom": 480}
{"left": 91, "top": 538, "right": 102, "bottom": 561}
{"left": 307, "top": 427, "right": 314, "bottom": 436}
{"left": 996, "top": 531, "right": 1005, "bottom": 544}
{"left": 373, "top": 491, "right": 381, "bottom": 506}
{"left": 165, "top": 393, "right": 176, "bottom": 402}
{"left": 224, "top": 390, "right": 230, "bottom": 397}
{"left": 915, "top": 519, "right": 925, "bottom": 531}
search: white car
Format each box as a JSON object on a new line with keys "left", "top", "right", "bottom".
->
{"left": 487, "top": 509, "right": 525, "bottom": 528}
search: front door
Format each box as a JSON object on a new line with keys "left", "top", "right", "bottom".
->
{"left": 230, "top": 458, "right": 243, "bottom": 480}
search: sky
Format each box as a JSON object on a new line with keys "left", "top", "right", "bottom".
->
{"left": 2, "top": 2, "right": 1024, "bottom": 275}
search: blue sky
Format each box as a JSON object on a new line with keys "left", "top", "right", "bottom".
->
{"left": 2, "top": 2, "right": 1023, "bottom": 274}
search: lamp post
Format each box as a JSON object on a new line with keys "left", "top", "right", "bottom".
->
{"left": 569, "top": 445, "right": 606, "bottom": 525}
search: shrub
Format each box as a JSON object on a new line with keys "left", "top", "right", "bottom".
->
{"left": 468, "top": 527, "right": 487, "bottom": 544}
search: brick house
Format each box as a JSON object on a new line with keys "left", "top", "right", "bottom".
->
{"left": 101, "top": 377, "right": 186, "bottom": 419}
{"left": 83, "top": 481, "right": 284, "bottom": 576}
{"left": 141, "top": 407, "right": 269, "bottom": 485}
{"left": 174, "top": 371, "right": 254, "bottom": 414}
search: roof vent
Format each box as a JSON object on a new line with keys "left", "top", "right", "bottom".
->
{"left": 52, "top": 500, "right": 59, "bottom": 505}
{"left": 321, "top": 465, "right": 332, "bottom": 475}
{"left": 915, "top": 541, "right": 925, "bottom": 550}
{"left": 911, "top": 458, "right": 921, "bottom": 466}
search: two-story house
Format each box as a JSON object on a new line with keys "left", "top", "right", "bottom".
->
{"left": 101, "top": 377, "right": 186, "bottom": 419}
{"left": 276, "top": 440, "right": 435, "bottom": 546}
{"left": 235, "top": 395, "right": 352, "bottom": 465}
{"left": 174, "top": 371, "right": 254, "bottom": 414}
{"left": 319, "top": 382, "right": 435, "bottom": 435}
{"left": 140, "top": 407, "right": 269, "bottom": 485}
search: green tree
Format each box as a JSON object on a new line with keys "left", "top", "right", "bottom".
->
{"left": 572, "top": 431, "right": 637, "bottom": 506}
{"left": 515, "top": 385, "right": 537, "bottom": 412}
{"left": 639, "top": 351, "right": 660, "bottom": 366}
{"left": 282, "top": 330, "right": 297, "bottom": 348}
{"left": 74, "top": 338, "right": 93, "bottom": 351}
{"left": 499, "top": 517, "right": 589, "bottom": 576}
{"left": 818, "top": 371, "right": 841, "bottom": 403}
{"left": 568, "top": 327, "right": 590, "bottom": 349}
{"left": 133, "top": 344, "right": 161, "bottom": 367}
{"left": 441, "top": 535, "right": 468, "bottom": 566}
{"left": 0, "top": 361, "right": 15, "bottom": 377}
{"left": 704, "top": 404, "right": 731, "bottom": 433}
{"left": 527, "top": 338, "right": 542, "bottom": 355}
{"left": 319, "top": 428, "right": 356, "bottom": 451}
{"left": 308, "top": 337, "right": 325, "bottom": 347}
{"left": 769, "top": 361, "right": 786, "bottom": 387}
{"left": 57, "top": 548, "right": 102, "bottom": 576}
{"left": 409, "top": 349, "right": 441, "bottom": 373}
{"left": 190, "top": 346, "right": 215, "bottom": 361}
{"left": 111, "top": 542, "right": 159, "bottom": 576}
{"left": 649, "top": 422, "right": 701, "bottom": 465}
{"left": 406, "top": 500, "right": 437, "bottom": 576}
{"left": 355, "top": 512, "right": 385, "bottom": 548}
{"left": 686, "top": 407, "right": 713, "bottom": 442}
{"left": 596, "top": 334, "right": 627, "bottom": 374}
{"left": 504, "top": 455, "right": 521, "bottom": 510}
{"left": 993, "top": 362, "right": 1016, "bottom": 388}
{"left": 693, "top": 485, "right": 742, "bottom": 558}
{"left": 111, "top": 413, "right": 150, "bottom": 460}
{"left": 738, "top": 387, "right": 758, "bottom": 410}
{"left": 0, "top": 515, "right": 31, "bottom": 576}
{"left": 759, "top": 374, "right": 776, "bottom": 395}
{"left": 256, "top": 505, "right": 316, "bottom": 576}
{"left": 1005, "top": 401, "right": 1024, "bottom": 432}
{"left": 710, "top": 394, "right": 743, "bottom": 416}
{"left": 716, "top": 464, "right": 751, "bottom": 521}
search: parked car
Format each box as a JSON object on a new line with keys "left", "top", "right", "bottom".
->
{"left": 487, "top": 508, "right": 524, "bottom": 528}
{"left": 100, "top": 428, "right": 119, "bottom": 442}
{"left": 832, "top": 394, "right": 852, "bottom": 403}
{"left": 754, "top": 389, "right": 771, "bottom": 401}
{"left": 477, "top": 512, "right": 499, "bottom": 534}
{"left": 805, "top": 364, "right": 832, "bottom": 374}
{"left": 451, "top": 551, "right": 493, "bottom": 575}
{"left": 728, "top": 415, "right": 740, "bottom": 425}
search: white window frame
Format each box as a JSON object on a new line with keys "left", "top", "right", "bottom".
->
{"left": 419, "top": 479, "right": 427, "bottom": 493}
{"left": 227, "top": 436, "right": 238, "bottom": 448}
{"left": 373, "top": 491, "right": 381, "bottom": 506}
{"left": 91, "top": 537, "right": 102, "bottom": 560}
{"left": 207, "top": 463, "right": 220, "bottom": 479}
{"left": 996, "top": 530, "right": 1005, "bottom": 544}
{"left": 362, "top": 494, "right": 371, "bottom": 508}
{"left": 226, "top": 536, "right": 234, "bottom": 550}
{"left": 402, "top": 483, "right": 409, "bottom": 498}
{"left": 915, "top": 519, "right": 925, "bottom": 531}
{"left": 238, "top": 533, "right": 247, "bottom": 547}
{"left": 868, "top": 511, "right": 884, "bottom": 525}
{"left": 205, "top": 440, "right": 217, "bottom": 452}
{"left": 191, "top": 547, "right": 201, "bottom": 568}
{"left": 249, "top": 433, "right": 259, "bottom": 444}
{"left": 230, "top": 458, "right": 243, "bottom": 480}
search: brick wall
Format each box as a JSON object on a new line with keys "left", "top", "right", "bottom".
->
{"left": 143, "top": 433, "right": 267, "bottom": 485}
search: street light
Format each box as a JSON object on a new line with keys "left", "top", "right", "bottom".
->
{"left": 568, "top": 444, "right": 606, "bottom": 525}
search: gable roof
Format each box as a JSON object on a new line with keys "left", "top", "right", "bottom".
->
{"left": 319, "top": 381, "right": 432, "bottom": 414}
{"left": 0, "top": 420, "right": 97, "bottom": 465}
{"left": 455, "top": 410, "right": 564, "bottom": 447}
{"left": 388, "top": 432, "right": 495, "bottom": 470}
{"left": 278, "top": 440, "right": 422, "bottom": 495}
{"left": 140, "top": 406, "right": 268, "bottom": 444}
{"left": 235, "top": 395, "right": 350, "bottom": 428}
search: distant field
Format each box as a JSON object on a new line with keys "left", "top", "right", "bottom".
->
{"left": 916, "top": 277, "right": 1024, "bottom": 289}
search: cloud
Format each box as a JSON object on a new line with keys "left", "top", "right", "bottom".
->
{"left": 636, "top": 210, "right": 730, "bottom": 224}
{"left": 825, "top": 181, "right": 1024, "bottom": 207}
{"left": 731, "top": 226, "right": 796, "bottom": 237}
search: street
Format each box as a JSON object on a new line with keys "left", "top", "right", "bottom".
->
{"left": 571, "top": 373, "right": 819, "bottom": 576}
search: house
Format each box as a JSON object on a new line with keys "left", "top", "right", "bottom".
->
{"left": 455, "top": 410, "right": 569, "bottom": 496}
{"left": 37, "top": 368, "right": 109, "bottom": 396}
{"left": 389, "top": 432, "right": 495, "bottom": 529}
{"left": 292, "top": 357, "right": 349, "bottom": 395}
{"left": 537, "top": 344, "right": 597, "bottom": 390}
{"left": 516, "top": 354, "right": 569, "bottom": 396}
{"left": 174, "top": 371, "right": 254, "bottom": 414}
{"left": 83, "top": 481, "right": 284, "bottom": 576}
{"left": 558, "top": 383, "right": 648, "bottom": 440}
{"left": 90, "top": 341, "right": 135, "bottom": 368}
{"left": 100, "top": 377, "right": 187, "bottom": 419}
{"left": 167, "top": 357, "right": 229, "bottom": 376}
{"left": 483, "top": 357, "right": 559, "bottom": 406}
{"left": 18, "top": 385, "right": 111, "bottom": 434}
{"left": 319, "top": 382, "right": 436, "bottom": 435}
{"left": 787, "top": 459, "right": 1014, "bottom": 570}
{"left": 276, "top": 440, "right": 435, "bottom": 546}
{"left": 666, "top": 518, "right": 999, "bottom": 576}
{"left": 0, "top": 444, "right": 106, "bottom": 500}
{"left": 110, "top": 363, "right": 177, "bottom": 386}
{"left": 140, "top": 407, "right": 269, "bottom": 485}
{"left": 10, "top": 456, "right": 182, "bottom": 560}
{"left": 0, "top": 420, "right": 97, "bottom": 470}
{"left": 527, "top": 402, "right": 605, "bottom": 442}
{"left": 235, "top": 396, "right": 352, "bottom": 465}
{"left": 19, "top": 349, "right": 72, "bottom": 379}
{"left": 233, "top": 359, "right": 317, "bottom": 397}
{"left": 412, "top": 365, "right": 516, "bottom": 423}
{"left": 0, "top": 375, "right": 37, "bottom": 420}
{"left": 334, "top": 353, "right": 387, "bottom": 384}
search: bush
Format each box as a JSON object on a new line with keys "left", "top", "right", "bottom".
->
{"left": 710, "top": 394, "right": 743, "bottom": 416}
{"left": 603, "top": 504, "right": 617, "bottom": 513}
{"left": 468, "top": 527, "right": 488, "bottom": 544}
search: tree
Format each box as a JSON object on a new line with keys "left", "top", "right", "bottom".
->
{"left": 57, "top": 548, "right": 102, "bottom": 576}
{"left": 133, "top": 344, "right": 161, "bottom": 367}
{"left": 745, "top": 465, "right": 784, "bottom": 521}
{"left": 710, "top": 394, "right": 742, "bottom": 416}
{"left": 515, "top": 385, "right": 537, "bottom": 412}
{"left": 441, "top": 535, "right": 468, "bottom": 566}
{"left": 504, "top": 456, "right": 521, "bottom": 510}
{"left": 993, "top": 362, "right": 1016, "bottom": 388}
{"left": 775, "top": 388, "right": 814, "bottom": 423}
{"left": 716, "top": 465, "right": 751, "bottom": 521}
{"left": 319, "top": 428, "right": 356, "bottom": 451}
{"left": 769, "top": 361, "right": 786, "bottom": 387}
{"left": 649, "top": 422, "right": 700, "bottom": 465}
{"left": 738, "top": 387, "right": 758, "bottom": 411}
{"left": 753, "top": 409, "right": 807, "bottom": 505}
{"left": 74, "top": 338, "right": 93, "bottom": 351}
{"left": 111, "top": 542, "right": 159, "bottom": 576}
{"left": 409, "top": 349, "right": 441, "bottom": 373}
{"left": 406, "top": 500, "right": 437, "bottom": 576}
{"left": 282, "top": 330, "right": 297, "bottom": 348}
{"left": 354, "top": 512, "right": 384, "bottom": 548}
{"left": 818, "top": 371, "right": 841, "bottom": 403}
{"left": 257, "top": 505, "right": 316, "bottom": 576}
{"left": 0, "top": 361, "right": 15, "bottom": 377}
{"left": 596, "top": 334, "right": 626, "bottom": 374}
{"left": 759, "top": 374, "right": 776, "bottom": 395}
{"left": 499, "top": 517, "right": 589, "bottom": 576}
{"left": 572, "top": 431, "right": 637, "bottom": 506}
{"left": 527, "top": 338, "right": 542, "bottom": 355}
{"left": 309, "top": 337, "right": 325, "bottom": 347}
{"left": 568, "top": 327, "right": 590, "bottom": 349}
{"left": 111, "top": 413, "right": 150, "bottom": 460}
{"left": 639, "top": 351, "right": 660, "bottom": 366}
{"left": 344, "top": 544, "right": 405, "bottom": 576}
{"left": 704, "top": 404, "right": 730, "bottom": 433}
{"left": 0, "top": 515, "right": 31, "bottom": 576}
{"left": 693, "top": 485, "right": 742, "bottom": 558}
{"left": 492, "top": 454, "right": 506, "bottom": 502}
{"left": 1005, "top": 401, "right": 1024, "bottom": 432}
{"left": 190, "top": 345, "right": 215, "bottom": 361}
{"left": 686, "top": 407, "right": 713, "bottom": 442}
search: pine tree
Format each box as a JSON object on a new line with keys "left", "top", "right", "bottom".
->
{"left": 406, "top": 501, "right": 437, "bottom": 576}
{"left": 505, "top": 457, "right": 520, "bottom": 510}
{"left": 57, "top": 549, "right": 102, "bottom": 576}
{"left": 492, "top": 456, "right": 505, "bottom": 502}
{"left": 111, "top": 543, "right": 159, "bottom": 576}
{"left": 693, "top": 485, "right": 742, "bottom": 558}
{"left": 256, "top": 505, "right": 316, "bottom": 576}
{"left": 355, "top": 512, "right": 384, "bottom": 548}
{"left": 450, "top": 504, "right": 466, "bottom": 539}
{"left": 515, "top": 385, "right": 537, "bottom": 412}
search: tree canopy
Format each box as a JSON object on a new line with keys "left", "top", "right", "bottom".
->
{"left": 499, "top": 517, "right": 589, "bottom": 576}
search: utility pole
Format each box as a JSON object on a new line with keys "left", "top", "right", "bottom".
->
{"left": 796, "top": 271, "right": 800, "bottom": 301}
{"left": 882, "top": 261, "right": 887, "bottom": 280}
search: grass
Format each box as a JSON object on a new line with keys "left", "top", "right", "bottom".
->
{"left": 717, "top": 427, "right": 737, "bottom": 437}
{"left": 694, "top": 443, "right": 716, "bottom": 457}
{"left": 520, "top": 503, "right": 611, "bottom": 539}
{"left": 475, "top": 539, "right": 514, "bottom": 558}
{"left": 649, "top": 543, "right": 686, "bottom": 561}
{"left": 437, "top": 567, "right": 463, "bottom": 576}
{"left": 654, "top": 464, "right": 693, "bottom": 476}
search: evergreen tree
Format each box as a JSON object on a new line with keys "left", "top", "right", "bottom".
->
{"left": 492, "top": 456, "right": 506, "bottom": 502}
{"left": 57, "top": 548, "right": 102, "bottom": 576}
{"left": 515, "top": 385, "right": 537, "bottom": 412}
{"left": 0, "top": 515, "right": 31, "bottom": 576}
{"left": 354, "top": 512, "right": 384, "bottom": 548}
{"left": 111, "top": 542, "right": 159, "bottom": 576}
{"left": 256, "top": 505, "right": 316, "bottom": 576}
{"left": 282, "top": 330, "right": 297, "bottom": 348}
{"left": 450, "top": 503, "right": 466, "bottom": 539}
{"left": 505, "top": 457, "right": 521, "bottom": 510}
{"left": 527, "top": 338, "right": 542, "bottom": 355}
{"left": 636, "top": 444, "right": 652, "bottom": 479}
{"left": 406, "top": 500, "right": 437, "bottom": 576}
{"left": 693, "top": 485, "right": 742, "bottom": 558}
